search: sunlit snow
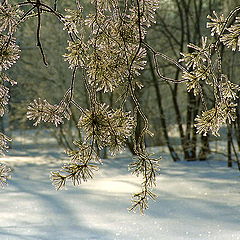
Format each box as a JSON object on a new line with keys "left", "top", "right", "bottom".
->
{"left": 0, "top": 130, "right": 239, "bottom": 240}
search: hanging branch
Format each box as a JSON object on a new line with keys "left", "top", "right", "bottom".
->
{"left": 36, "top": 0, "right": 48, "bottom": 66}
{"left": 1, "top": 0, "right": 240, "bottom": 206}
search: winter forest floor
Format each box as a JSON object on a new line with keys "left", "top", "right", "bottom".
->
{"left": 0, "top": 130, "right": 240, "bottom": 240}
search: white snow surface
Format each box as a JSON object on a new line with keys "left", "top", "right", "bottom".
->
{"left": 0, "top": 130, "right": 240, "bottom": 240}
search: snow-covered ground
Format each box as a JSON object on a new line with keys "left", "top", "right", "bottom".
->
{"left": 0, "top": 130, "right": 239, "bottom": 240}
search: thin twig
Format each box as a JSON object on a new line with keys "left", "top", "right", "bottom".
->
{"left": 70, "top": 99, "right": 85, "bottom": 114}
{"left": 36, "top": 0, "right": 48, "bottom": 66}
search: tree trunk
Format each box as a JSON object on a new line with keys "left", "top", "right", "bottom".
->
{"left": 184, "top": 92, "right": 197, "bottom": 161}
{"left": 148, "top": 52, "right": 180, "bottom": 161}
{"left": 169, "top": 83, "right": 193, "bottom": 161}
{"left": 227, "top": 125, "right": 233, "bottom": 168}
{"left": 234, "top": 93, "right": 240, "bottom": 150}
{"left": 198, "top": 134, "right": 210, "bottom": 160}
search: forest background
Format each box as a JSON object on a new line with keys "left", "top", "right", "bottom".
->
{"left": 2, "top": 0, "right": 240, "bottom": 167}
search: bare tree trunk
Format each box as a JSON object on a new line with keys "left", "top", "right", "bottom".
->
{"left": 154, "top": 0, "right": 215, "bottom": 161}
{"left": 126, "top": 90, "right": 144, "bottom": 156}
{"left": 231, "top": 137, "right": 240, "bottom": 171}
{"left": 170, "top": 84, "right": 189, "bottom": 159}
{"left": 148, "top": 52, "right": 180, "bottom": 161}
{"left": 184, "top": 92, "right": 197, "bottom": 161}
{"left": 235, "top": 101, "right": 240, "bottom": 151}
{"left": 198, "top": 134, "right": 210, "bottom": 160}
{"left": 0, "top": 119, "right": 4, "bottom": 134}
{"left": 227, "top": 125, "right": 233, "bottom": 168}
{"left": 192, "top": 96, "right": 202, "bottom": 159}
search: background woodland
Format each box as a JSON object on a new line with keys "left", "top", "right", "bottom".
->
{"left": 3, "top": 0, "right": 240, "bottom": 167}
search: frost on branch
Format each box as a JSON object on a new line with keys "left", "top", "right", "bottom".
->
{"left": 0, "top": 163, "right": 11, "bottom": 187}
{"left": 180, "top": 25, "right": 240, "bottom": 136}
{"left": 207, "top": 11, "right": 240, "bottom": 51}
{"left": 62, "top": 5, "right": 83, "bottom": 34}
{"left": 90, "top": 0, "right": 114, "bottom": 12}
{"left": 195, "top": 75, "right": 239, "bottom": 137}
{"left": 87, "top": 48, "right": 128, "bottom": 92}
{"left": 138, "top": 0, "right": 160, "bottom": 27}
{"left": 63, "top": 40, "right": 87, "bottom": 69}
{"left": 195, "top": 102, "right": 237, "bottom": 136}
{"left": 0, "top": 84, "right": 10, "bottom": 117}
{"left": 207, "top": 11, "right": 226, "bottom": 36}
{"left": 0, "top": 1, "right": 23, "bottom": 34}
{"left": 129, "top": 154, "right": 161, "bottom": 213}
{"left": 0, "top": 1, "right": 21, "bottom": 188}
{"left": 0, "top": 133, "right": 12, "bottom": 187}
{"left": 0, "top": 35, "right": 20, "bottom": 71}
{"left": 51, "top": 141, "right": 101, "bottom": 190}
{"left": 27, "top": 98, "right": 71, "bottom": 127}
{"left": 54, "top": 0, "right": 160, "bottom": 212}
{"left": 179, "top": 37, "right": 209, "bottom": 70}
{"left": 220, "top": 17, "right": 240, "bottom": 51}
{"left": 0, "top": 0, "right": 162, "bottom": 212}
{"left": 0, "top": 132, "right": 11, "bottom": 155}
{"left": 180, "top": 37, "right": 213, "bottom": 97}
{"left": 0, "top": 71, "right": 17, "bottom": 86}
{"left": 78, "top": 104, "right": 135, "bottom": 155}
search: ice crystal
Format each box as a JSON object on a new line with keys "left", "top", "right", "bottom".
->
{"left": 195, "top": 102, "right": 237, "bottom": 136}
{"left": 0, "top": 84, "right": 9, "bottom": 117}
{"left": 195, "top": 107, "right": 222, "bottom": 136}
{"left": 50, "top": 171, "right": 66, "bottom": 190}
{"left": 78, "top": 104, "right": 135, "bottom": 154}
{"left": 87, "top": 48, "right": 128, "bottom": 92}
{"left": 207, "top": 11, "right": 225, "bottom": 36}
{"left": 139, "top": 0, "right": 160, "bottom": 27}
{"left": 63, "top": 40, "right": 87, "bottom": 69}
{"left": 0, "top": 1, "right": 23, "bottom": 33}
{"left": 0, "top": 163, "right": 11, "bottom": 187}
{"left": 0, "top": 35, "right": 20, "bottom": 71}
{"left": 129, "top": 0, "right": 160, "bottom": 28}
{"left": 51, "top": 141, "right": 101, "bottom": 190}
{"left": 90, "top": 0, "right": 114, "bottom": 12}
{"left": 130, "top": 47, "right": 147, "bottom": 76}
{"left": 179, "top": 37, "right": 210, "bottom": 70}
{"left": 129, "top": 154, "right": 160, "bottom": 213}
{"left": 220, "top": 22, "right": 240, "bottom": 51}
{"left": 220, "top": 74, "right": 240, "bottom": 100}
{"left": 0, "top": 71, "right": 17, "bottom": 85}
{"left": 27, "top": 98, "right": 71, "bottom": 127}
{"left": 0, "top": 132, "right": 11, "bottom": 155}
{"left": 62, "top": 6, "right": 83, "bottom": 34}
